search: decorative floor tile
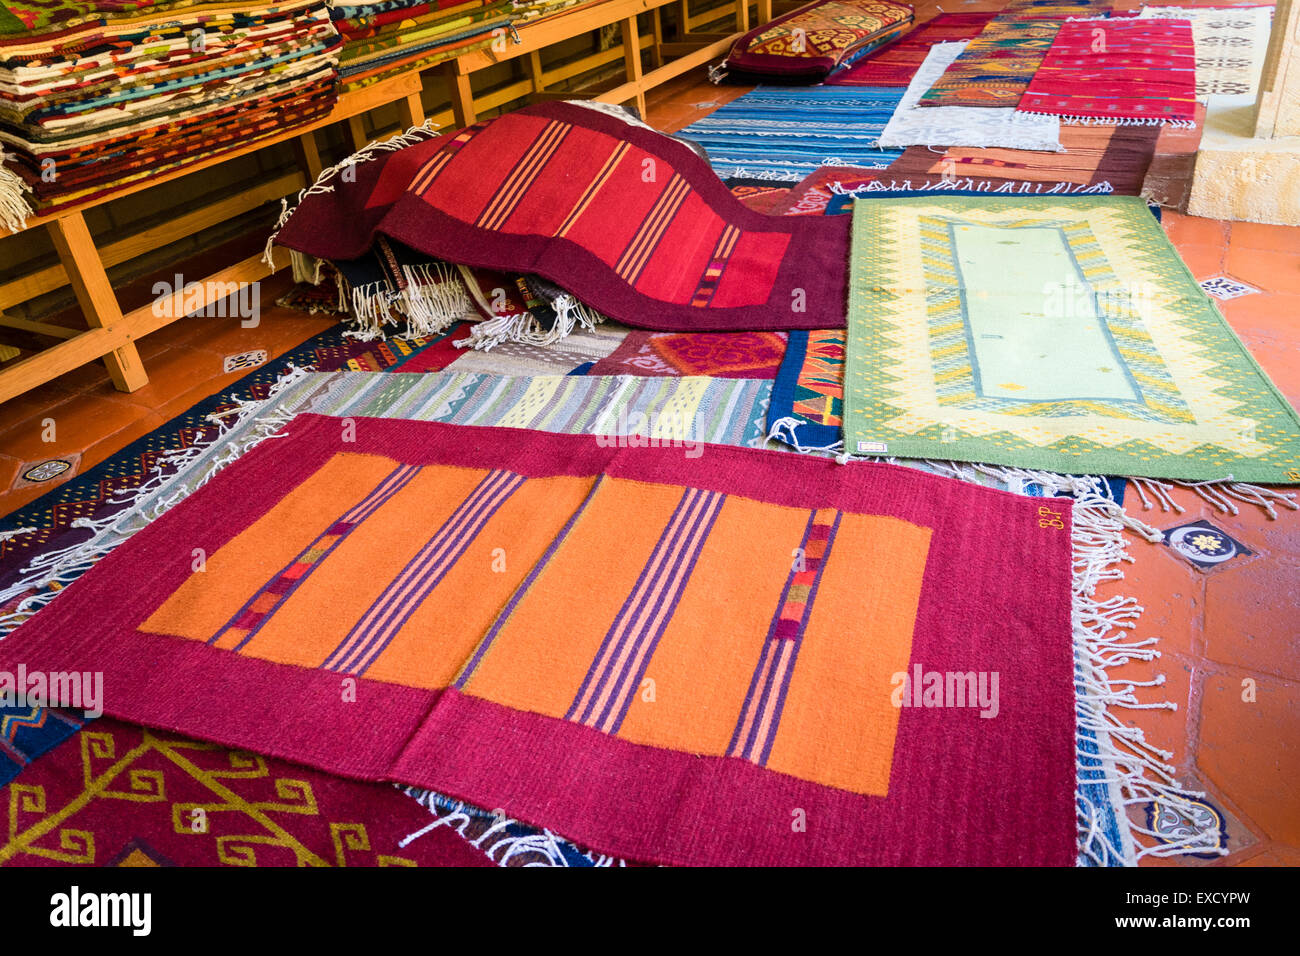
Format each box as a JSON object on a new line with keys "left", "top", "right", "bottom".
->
{"left": 1162, "top": 520, "right": 1253, "bottom": 571}
{"left": 223, "top": 349, "right": 268, "bottom": 373}
{"left": 1200, "top": 275, "right": 1261, "bottom": 300}
{"left": 11, "top": 453, "right": 82, "bottom": 491}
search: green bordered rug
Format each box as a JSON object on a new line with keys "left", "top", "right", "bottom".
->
{"left": 843, "top": 195, "right": 1300, "bottom": 482}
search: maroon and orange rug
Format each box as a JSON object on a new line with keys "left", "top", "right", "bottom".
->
{"left": 0, "top": 417, "right": 1078, "bottom": 866}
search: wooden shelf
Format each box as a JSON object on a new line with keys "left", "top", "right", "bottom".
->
{"left": 0, "top": 0, "right": 765, "bottom": 405}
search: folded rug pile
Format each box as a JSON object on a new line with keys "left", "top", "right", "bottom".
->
{"left": 0, "top": 1, "right": 343, "bottom": 227}
{"left": 269, "top": 102, "right": 853, "bottom": 343}
{"left": 330, "top": 0, "right": 514, "bottom": 91}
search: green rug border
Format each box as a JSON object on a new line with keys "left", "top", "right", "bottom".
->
{"left": 844, "top": 194, "right": 1300, "bottom": 483}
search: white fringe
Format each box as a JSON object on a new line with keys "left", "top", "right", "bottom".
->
{"left": 1130, "top": 475, "right": 1299, "bottom": 522}
{"left": 337, "top": 263, "right": 474, "bottom": 342}
{"left": 1015, "top": 110, "right": 1199, "bottom": 130}
{"left": 834, "top": 458, "right": 1220, "bottom": 864}
{"left": 452, "top": 290, "right": 605, "bottom": 352}
{"left": 398, "top": 786, "right": 625, "bottom": 867}
{"left": 0, "top": 366, "right": 316, "bottom": 637}
{"left": 766, "top": 416, "right": 843, "bottom": 454}
{"left": 831, "top": 178, "right": 1116, "bottom": 196}
{"left": 0, "top": 159, "right": 33, "bottom": 235}
{"left": 262, "top": 121, "right": 441, "bottom": 270}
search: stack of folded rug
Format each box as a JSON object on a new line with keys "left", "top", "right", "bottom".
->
{"left": 0, "top": 0, "right": 342, "bottom": 228}
{"left": 330, "top": 0, "right": 515, "bottom": 92}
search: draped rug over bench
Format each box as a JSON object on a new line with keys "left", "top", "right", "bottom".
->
{"left": 270, "top": 102, "right": 852, "bottom": 333}
{"left": 0, "top": 417, "right": 1077, "bottom": 866}
{"left": 842, "top": 195, "right": 1300, "bottom": 481}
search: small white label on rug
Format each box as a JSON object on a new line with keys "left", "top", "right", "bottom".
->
{"left": 857, "top": 441, "right": 888, "bottom": 454}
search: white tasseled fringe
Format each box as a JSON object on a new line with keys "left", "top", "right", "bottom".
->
{"left": 398, "top": 786, "right": 626, "bottom": 867}
{"left": 1130, "top": 475, "right": 1299, "bottom": 522}
{"left": 0, "top": 160, "right": 34, "bottom": 234}
{"left": 831, "top": 178, "right": 1116, "bottom": 196}
{"left": 1016, "top": 110, "right": 1199, "bottom": 130}
{"left": 262, "top": 121, "right": 441, "bottom": 270}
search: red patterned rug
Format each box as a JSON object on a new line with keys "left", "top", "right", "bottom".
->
{"left": 1, "top": 717, "right": 489, "bottom": 868}
{"left": 588, "top": 330, "right": 786, "bottom": 378}
{"left": 1017, "top": 18, "right": 1199, "bottom": 126}
{"left": 825, "top": 12, "right": 998, "bottom": 86}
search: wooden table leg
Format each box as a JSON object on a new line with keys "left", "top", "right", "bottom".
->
{"left": 526, "top": 50, "right": 546, "bottom": 95}
{"left": 47, "top": 211, "right": 148, "bottom": 393}
{"left": 736, "top": 0, "right": 750, "bottom": 33}
{"left": 621, "top": 16, "right": 647, "bottom": 119}
{"left": 445, "top": 64, "right": 477, "bottom": 128}
{"left": 757, "top": 0, "right": 771, "bottom": 24}
{"left": 650, "top": 8, "right": 665, "bottom": 68}
{"left": 294, "top": 131, "right": 324, "bottom": 180}
{"left": 398, "top": 89, "right": 426, "bottom": 127}
{"left": 346, "top": 114, "right": 369, "bottom": 151}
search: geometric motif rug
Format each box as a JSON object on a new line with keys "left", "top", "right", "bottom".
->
{"left": 1017, "top": 18, "right": 1198, "bottom": 127}
{"left": 1138, "top": 5, "right": 1274, "bottom": 97}
{"left": 0, "top": 417, "right": 1079, "bottom": 865}
{"left": 826, "top": 11, "right": 998, "bottom": 86}
{"left": 0, "top": 718, "right": 493, "bottom": 868}
{"left": 916, "top": 0, "right": 1112, "bottom": 108}
{"left": 842, "top": 195, "right": 1300, "bottom": 481}
{"left": 588, "top": 330, "right": 787, "bottom": 378}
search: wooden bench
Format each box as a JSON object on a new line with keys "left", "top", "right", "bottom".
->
{"left": 0, "top": 0, "right": 762, "bottom": 405}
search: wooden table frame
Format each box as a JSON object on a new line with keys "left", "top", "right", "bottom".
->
{"left": 0, "top": 0, "right": 770, "bottom": 406}
{"left": 442, "top": 0, "right": 770, "bottom": 124}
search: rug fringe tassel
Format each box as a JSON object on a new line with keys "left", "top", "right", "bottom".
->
{"left": 831, "top": 178, "right": 1114, "bottom": 196}
{"left": 452, "top": 292, "right": 605, "bottom": 352}
{"left": 0, "top": 161, "right": 34, "bottom": 235}
{"left": 398, "top": 786, "right": 625, "bottom": 867}
{"left": 262, "top": 121, "right": 441, "bottom": 270}
{"left": 766, "top": 416, "right": 844, "bottom": 454}
{"left": 0, "top": 365, "right": 316, "bottom": 637}
{"left": 1130, "top": 475, "right": 1299, "bottom": 521}
{"left": 394, "top": 263, "right": 474, "bottom": 339}
{"left": 1015, "top": 110, "right": 1198, "bottom": 130}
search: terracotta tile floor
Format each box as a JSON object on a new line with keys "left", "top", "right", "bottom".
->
{"left": 1, "top": 37, "right": 1297, "bottom": 867}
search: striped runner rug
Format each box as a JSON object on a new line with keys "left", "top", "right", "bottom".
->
{"left": 675, "top": 86, "right": 906, "bottom": 182}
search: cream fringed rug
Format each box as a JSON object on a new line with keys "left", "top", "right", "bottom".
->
{"left": 1139, "top": 5, "right": 1274, "bottom": 97}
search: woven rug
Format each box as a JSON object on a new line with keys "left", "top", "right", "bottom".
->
{"left": 768, "top": 328, "right": 845, "bottom": 450}
{"left": 876, "top": 119, "right": 1162, "bottom": 195}
{"left": 774, "top": 120, "right": 1160, "bottom": 216}
{"left": 842, "top": 195, "right": 1300, "bottom": 481}
{"left": 674, "top": 86, "right": 905, "bottom": 182}
{"left": 877, "top": 41, "right": 1061, "bottom": 150}
{"left": 0, "top": 415, "right": 1079, "bottom": 866}
{"left": 1017, "top": 18, "right": 1198, "bottom": 127}
{"left": 825, "top": 11, "right": 996, "bottom": 86}
{"left": 587, "top": 331, "right": 786, "bottom": 378}
{"left": 1138, "top": 5, "right": 1273, "bottom": 97}
{"left": 272, "top": 102, "right": 853, "bottom": 332}
{"left": 917, "top": 0, "right": 1110, "bottom": 108}
{"left": 0, "top": 717, "right": 493, "bottom": 867}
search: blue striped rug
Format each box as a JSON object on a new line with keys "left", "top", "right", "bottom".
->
{"left": 677, "top": 86, "right": 906, "bottom": 182}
